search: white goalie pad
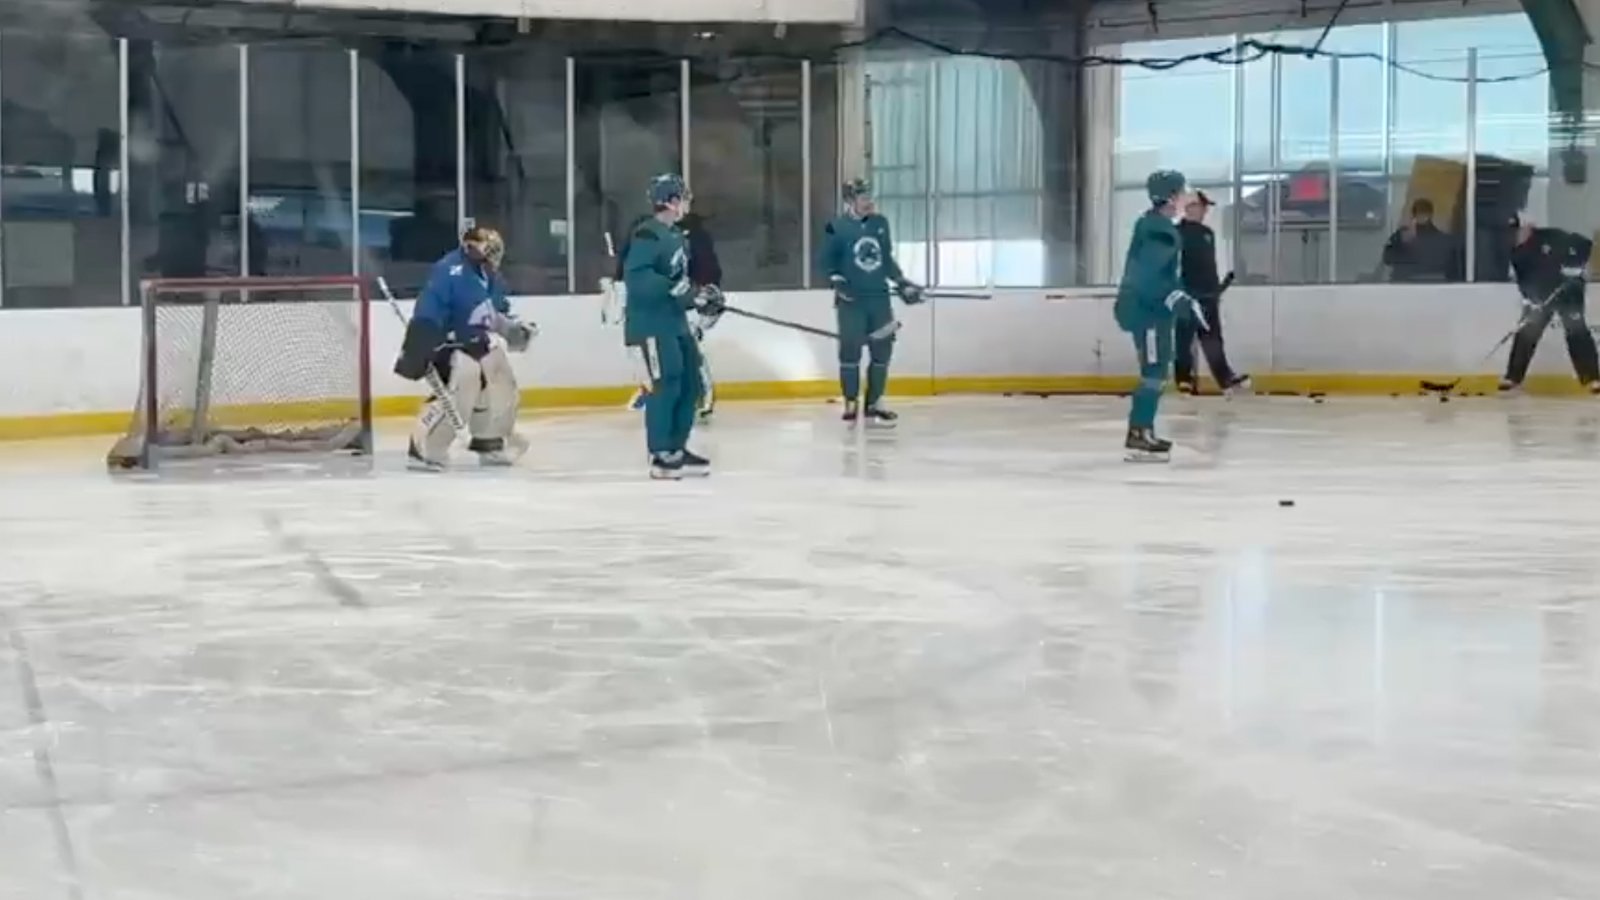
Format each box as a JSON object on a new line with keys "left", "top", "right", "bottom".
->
{"left": 471, "top": 342, "right": 521, "bottom": 440}
{"left": 411, "top": 341, "right": 518, "bottom": 464}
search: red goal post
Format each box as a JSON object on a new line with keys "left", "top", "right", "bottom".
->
{"left": 108, "top": 275, "right": 373, "bottom": 470}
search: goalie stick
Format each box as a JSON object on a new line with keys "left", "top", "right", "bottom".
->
{"left": 1420, "top": 280, "right": 1578, "bottom": 394}
{"left": 377, "top": 276, "right": 470, "bottom": 436}
{"left": 599, "top": 231, "right": 621, "bottom": 325}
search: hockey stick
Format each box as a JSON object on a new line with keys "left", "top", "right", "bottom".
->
{"left": 1420, "top": 280, "right": 1576, "bottom": 393}
{"left": 722, "top": 303, "right": 841, "bottom": 340}
{"left": 377, "top": 277, "right": 470, "bottom": 435}
{"left": 922, "top": 289, "right": 993, "bottom": 301}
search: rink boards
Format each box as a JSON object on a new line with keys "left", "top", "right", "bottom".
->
{"left": 0, "top": 283, "right": 1592, "bottom": 440}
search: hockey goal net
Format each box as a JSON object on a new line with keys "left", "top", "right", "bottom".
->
{"left": 108, "top": 276, "right": 373, "bottom": 469}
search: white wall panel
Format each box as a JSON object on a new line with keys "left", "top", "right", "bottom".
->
{"left": 2, "top": 284, "right": 1595, "bottom": 421}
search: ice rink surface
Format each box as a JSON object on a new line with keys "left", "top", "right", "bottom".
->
{"left": 2, "top": 395, "right": 1600, "bottom": 900}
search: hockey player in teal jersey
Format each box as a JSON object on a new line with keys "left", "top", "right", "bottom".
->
{"left": 1114, "top": 170, "right": 1209, "bottom": 462}
{"left": 817, "top": 178, "right": 924, "bottom": 426}
{"left": 623, "top": 173, "right": 725, "bottom": 480}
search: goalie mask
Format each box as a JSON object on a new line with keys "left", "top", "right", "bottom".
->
{"left": 462, "top": 226, "right": 505, "bottom": 271}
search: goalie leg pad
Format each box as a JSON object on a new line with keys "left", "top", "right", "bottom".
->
{"left": 473, "top": 343, "right": 521, "bottom": 440}
{"left": 410, "top": 350, "right": 485, "bottom": 464}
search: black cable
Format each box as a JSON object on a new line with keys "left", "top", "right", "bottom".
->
{"left": 844, "top": 27, "right": 1554, "bottom": 85}
{"left": 1312, "top": 0, "right": 1355, "bottom": 55}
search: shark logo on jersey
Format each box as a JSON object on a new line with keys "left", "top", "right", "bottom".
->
{"left": 852, "top": 235, "right": 883, "bottom": 273}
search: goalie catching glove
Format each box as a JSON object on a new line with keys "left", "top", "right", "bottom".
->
{"left": 495, "top": 315, "right": 537, "bottom": 353}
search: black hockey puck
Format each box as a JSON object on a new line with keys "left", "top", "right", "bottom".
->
{"left": 1278, "top": 499, "right": 1295, "bottom": 507}
{"left": 1438, "top": 395, "right": 1450, "bottom": 403}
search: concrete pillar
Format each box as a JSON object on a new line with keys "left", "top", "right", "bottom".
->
{"left": 1545, "top": 0, "right": 1600, "bottom": 235}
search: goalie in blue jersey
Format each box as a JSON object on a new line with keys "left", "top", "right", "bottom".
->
{"left": 398, "top": 226, "right": 536, "bottom": 471}
{"left": 1113, "top": 170, "right": 1208, "bottom": 462}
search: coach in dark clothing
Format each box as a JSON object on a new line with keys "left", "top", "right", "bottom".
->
{"left": 1175, "top": 191, "right": 1248, "bottom": 394}
{"left": 1383, "top": 198, "right": 1459, "bottom": 282}
{"left": 1501, "top": 215, "right": 1600, "bottom": 393}
{"left": 678, "top": 211, "right": 723, "bottom": 290}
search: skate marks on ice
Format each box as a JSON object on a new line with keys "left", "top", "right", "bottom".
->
{"left": 261, "top": 511, "right": 367, "bottom": 610}
{"left": 3, "top": 607, "right": 87, "bottom": 900}
{"left": 0, "top": 398, "right": 1599, "bottom": 898}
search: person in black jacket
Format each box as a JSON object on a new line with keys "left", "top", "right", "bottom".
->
{"left": 1174, "top": 191, "right": 1249, "bottom": 394}
{"left": 1382, "top": 198, "right": 1460, "bottom": 283}
{"left": 677, "top": 207, "right": 723, "bottom": 418}
{"left": 1501, "top": 215, "right": 1600, "bottom": 394}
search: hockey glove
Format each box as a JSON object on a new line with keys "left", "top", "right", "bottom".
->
{"left": 502, "top": 317, "right": 537, "bottom": 353}
{"left": 829, "top": 274, "right": 853, "bottom": 304}
{"left": 671, "top": 277, "right": 695, "bottom": 308}
{"left": 694, "top": 284, "right": 727, "bottom": 317}
{"left": 896, "top": 281, "right": 926, "bottom": 305}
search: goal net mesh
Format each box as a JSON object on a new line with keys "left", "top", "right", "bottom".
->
{"left": 108, "top": 278, "right": 372, "bottom": 468}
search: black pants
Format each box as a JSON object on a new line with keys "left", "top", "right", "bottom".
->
{"left": 1504, "top": 286, "right": 1600, "bottom": 385}
{"left": 1173, "top": 296, "right": 1238, "bottom": 389}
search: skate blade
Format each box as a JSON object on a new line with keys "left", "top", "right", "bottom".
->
{"left": 1123, "top": 449, "right": 1171, "bottom": 463}
{"left": 649, "top": 468, "right": 684, "bottom": 481}
{"left": 679, "top": 466, "right": 711, "bottom": 478}
{"left": 478, "top": 436, "right": 530, "bottom": 467}
{"left": 407, "top": 458, "right": 447, "bottom": 473}
{"left": 865, "top": 419, "right": 898, "bottom": 430}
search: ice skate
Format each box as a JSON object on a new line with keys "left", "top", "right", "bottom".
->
{"left": 1498, "top": 379, "right": 1524, "bottom": 396}
{"left": 864, "top": 404, "right": 899, "bottom": 428}
{"left": 1224, "top": 375, "right": 1253, "bottom": 396}
{"left": 1124, "top": 427, "right": 1172, "bottom": 463}
{"left": 842, "top": 400, "right": 861, "bottom": 424}
{"left": 407, "top": 440, "right": 447, "bottom": 473}
{"left": 471, "top": 433, "right": 529, "bottom": 467}
{"left": 649, "top": 451, "right": 685, "bottom": 480}
{"left": 680, "top": 449, "right": 712, "bottom": 477}
{"left": 1176, "top": 380, "right": 1199, "bottom": 396}
{"left": 1588, "top": 380, "right": 1600, "bottom": 396}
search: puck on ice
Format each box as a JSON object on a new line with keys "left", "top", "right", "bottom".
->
{"left": 1278, "top": 499, "right": 1295, "bottom": 507}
